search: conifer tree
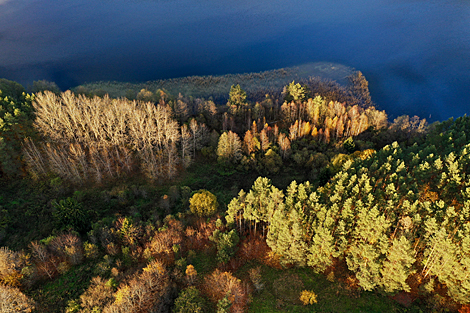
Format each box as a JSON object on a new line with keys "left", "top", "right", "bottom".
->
{"left": 226, "top": 190, "right": 246, "bottom": 233}
{"left": 380, "top": 236, "right": 415, "bottom": 293}
{"left": 0, "top": 88, "right": 34, "bottom": 178}
{"left": 346, "top": 206, "right": 390, "bottom": 291}
{"left": 244, "top": 177, "right": 284, "bottom": 235}
{"left": 209, "top": 229, "right": 240, "bottom": 264}
{"left": 228, "top": 84, "right": 247, "bottom": 108}
{"left": 307, "top": 226, "right": 335, "bottom": 273}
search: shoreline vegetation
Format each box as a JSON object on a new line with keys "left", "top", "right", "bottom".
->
{"left": 0, "top": 67, "right": 469, "bottom": 313}
{"left": 72, "top": 62, "right": 355, "bottom": 104}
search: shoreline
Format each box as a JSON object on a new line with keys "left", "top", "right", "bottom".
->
{"left": 72, "top": 62, "right": 355, "bottom": 102}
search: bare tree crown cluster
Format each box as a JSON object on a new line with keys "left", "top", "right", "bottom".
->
{"left": 24, "top": 91, "right": 208, "bottom": 183}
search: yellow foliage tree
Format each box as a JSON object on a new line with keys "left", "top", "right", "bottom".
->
{"left": 189, "top": 190, "right": 218, "bottom": 217}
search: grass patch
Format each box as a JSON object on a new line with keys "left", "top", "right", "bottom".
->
{"left": 246, "top": 265, "right": 423, "bottom": 313}
{"left": 189, "top": 248, "right": 218, "bottom": 277}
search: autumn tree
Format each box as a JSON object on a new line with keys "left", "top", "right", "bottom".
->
{"left": 185, "top": 265, "right": 197, "bottom": 285}
{"left": 203, "top": 270, "right": 247, "bottom": 313}
{"left": 181, "top": 124, "right": 192, "bottom": 168}
{"left": 79, "top": 276, "right": 115, "bottom": 312}
{"left": 103, "top": 260, "right": 170, "bottom": 313}
{"left": 189, "top": 190, "right": 219, "bottom": 217}
{"left": 217, "top": 131, "right": 242, "bottom": 165}
{"left": 278, "top": 133, "right": 291, "bottom": 159}
{"left": 0, "top": 285, "right": 35, "bottom": 312}
{"left": 0, "top": 247, "right": 25, "bottom": 287}
{"left": 243, "top": 130, "right": 259, "bottom": 155}
{"left": 174, "top": 94, "right": 190, "bottom": 123}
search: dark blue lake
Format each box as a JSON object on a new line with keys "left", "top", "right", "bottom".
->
{"left": 1, "top": 0, "right": 469, "bottom": 121}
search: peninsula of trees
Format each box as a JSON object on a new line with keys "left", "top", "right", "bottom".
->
{"left": 0, "top": 72, "right": 468, "bottom": 313}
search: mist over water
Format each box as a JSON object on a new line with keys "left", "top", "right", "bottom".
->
{"left": 0, "top": 0, "right": 469, "bottom": 121}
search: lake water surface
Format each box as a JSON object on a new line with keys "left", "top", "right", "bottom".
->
{"left": 1, "top": 0, "right": 469, "bottom": 121}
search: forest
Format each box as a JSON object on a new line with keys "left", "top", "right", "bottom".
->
{"left": 0, "top": 71, "right": 469, "bottom": 313}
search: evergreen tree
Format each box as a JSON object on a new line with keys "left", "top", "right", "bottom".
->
{"left": 267, "top": 208, "right": 307, "bottom": 267}
{"left": 346, "top": 206, "right": 390, "bottom": 291}
{"left": 380, "top": 236, "right": 415, "bottom": 293}
{"left": 210, "top": 229, "right": 240, "bottom": 264}
{"left": 173, "top": 287, "right": 205, "bottom": 313}
{"left": 307, "top": 226, "right": 335, "bottom": 273}
{"left": 228, "top": 84, "right": 247, "bottom": 108}
{"left": 284, "top": 81, "right": 306, "bottom": 103}
{"left": 0, "top": 87, "right": 34, "bottom": 178}
{"left": 244, "top": 177, "right": 284, "bottom": 235}
{"left": 348, "top": 71, "right": 372, "bottom": 107}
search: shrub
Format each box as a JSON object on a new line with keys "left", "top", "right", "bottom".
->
{"left": 217, "top": 293, "right": 232, "bottom": 313}
{"left": 248, "top": 266, "right": 263, "bottom": 292}
{"left": 300, "top": 290, "right": 318, "bottom": 305}
{"left": 52, "top": 197, "right": 89, "bottom": 232}
{"left": 84, "top": 242, "right": 99, "bottom": 259}
{"left": 343, "top": 137, "right": 356, "bottom": 153}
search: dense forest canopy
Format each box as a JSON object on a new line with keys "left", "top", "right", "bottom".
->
{"left": 0, "top": 72, "right": 469, "bottom": 313}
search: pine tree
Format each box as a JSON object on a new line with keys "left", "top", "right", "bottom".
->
{"left": 0, "top": 88, "right": 34, "bottom": 178}
{"left": 244, "top": 177, "right": 284, "bottom": 235}
{"left": 226, "top": 190, "right": 246, "bottom": 233}
{"left": 228, "top": 84, "right": 247, "bottom": 108}
{"left": 380, "top": 236, "right": 415, "bottom": 293}
{"left": 307, "top": 226, "right": 335, "bottom": 273}
{"left": 209, "top": 229, "right": 240, "bottom": 264}
{"left": 346, "top": 205, "right": 390, "bottom": 291}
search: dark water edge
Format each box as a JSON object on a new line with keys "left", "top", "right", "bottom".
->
{"left": 1, "top": 59, "right": 468, "bottom": 123}
{"left": 1, "top": 0, "right": 469, "bottom": 122}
